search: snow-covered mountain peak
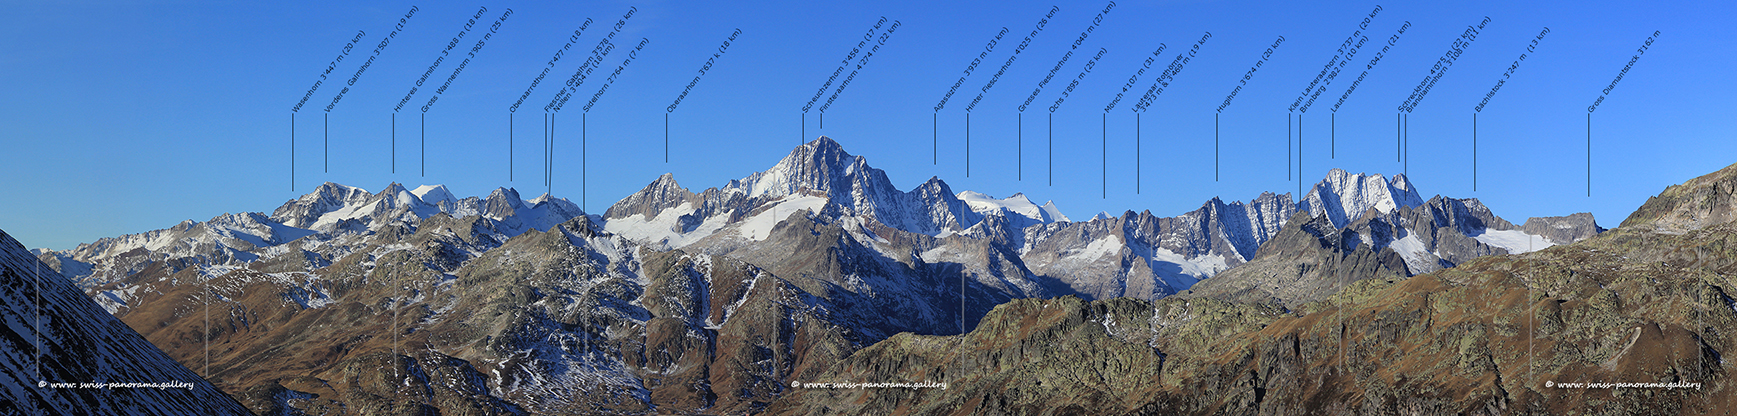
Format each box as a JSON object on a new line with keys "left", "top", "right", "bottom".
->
{"left": 260, "top": 182, "right": 581, "bottom": 238}
{"left": 526, "top": 193, "right": 555, "bottom": 205}
{"left": 526, "top": 193, "right": 581, "bottom": 213}
{"left": 375, "top": 182, "right": 430, "bottom": 210}
{"left": 602, "top": 173, "right": 697, "bottom": 222}
{"left": 737, "top": 136, "right": 886, "bottom": 199}
{"left": 957, "top": 191, "right": 1069, "bottom": 224}
{"left": 412, "top": 184, "right": 458, "bottom": 207}
{"left": 273, "top": 182, "right": 373, "bottom": 228}
{"left": 1389, "top": 173, "right": 1421, "bottom": 201}
{"left": 1301, "top": 169, "right": 1426, "bottom": 228}
{"left": 301, "top": 182, "right": 369, "bottom": 202}
{"left": 1040, "top": 201, "right": 1068, "bottom": 222}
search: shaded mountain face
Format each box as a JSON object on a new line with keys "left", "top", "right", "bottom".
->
{"left": 1180, "top": 211, "right": 1411, "bottom": 308}
{"left": 1011, "top": 192, "right": 1295, "bottom": 300}
{"left": 0, "top": 229, "right": 251, "bottom": 415}
{"left": 771, "top": 162, "right": 1737, "bottom": 416}
{"left": 1521, "top": 212, "right": 1605, "bottom": 245}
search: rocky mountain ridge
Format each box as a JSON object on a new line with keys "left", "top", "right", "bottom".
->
{"left": 772, "top": 160, "right": 1737, "bottom": 415}
{"left": 20, "top": 136, "right": 1618, "bottom": 414}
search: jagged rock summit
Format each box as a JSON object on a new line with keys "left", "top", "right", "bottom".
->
{"left": 603, "top": 136, "right": 1070, "bottom": 249}
{"left": 1298, "top": 168, "right": 1426, "bottom": 228}
{"left": 1183, "top": 168, "right": 1605, "bottom": 307}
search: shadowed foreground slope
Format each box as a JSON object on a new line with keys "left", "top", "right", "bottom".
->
{"left": 0, "top": 229, "right": 251, "bottom": 415}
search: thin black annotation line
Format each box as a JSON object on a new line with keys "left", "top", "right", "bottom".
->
{"left": 1105, "top": 43, "right": 1164, "bottom": 192}
{"left": 1586, "top": 31, "right": 1660, "bottom": 196}
{"left": 667, "top": 29, "right": 741, "bottom": 163}
{"left": 1216, "top": 36, "right": 1284, "bottom": 182}
{"left": 289, "top": 29, "right": 365, "bottom": 189}
{"left": 1473, "top": 27, "right": 1549, "bottom": 191}
{"left": 512, "top": 19, "right": 592, "bottom": 181}
{"left": 543, "top": 6, "right": 639, "bottom": 198}
{"left": 970, "top": 6, "right": 1057, "bottom": 178}
{"left": 937, "top": 27, "right": 1007, "bottom": 168}
{"left": 801, "top": 18, "right": 891, "bottom": 142}
{"left": 509, "top": 114, "right": 513, "bottom": 180}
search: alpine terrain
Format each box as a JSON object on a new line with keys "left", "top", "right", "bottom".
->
{"left": 770, "top": 161, "right": 1737, "bottom": 415}
{"left": 14, "top": 136, "right": 1635, "bottom": 414}
{"left": 1, "top": 229, "right": 251, "bottom": 414}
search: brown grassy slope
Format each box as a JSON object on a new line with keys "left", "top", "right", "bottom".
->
{"left": 769, "top": 162, "right": 1737, "bottom": 416}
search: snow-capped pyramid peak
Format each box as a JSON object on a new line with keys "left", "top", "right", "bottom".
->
{"left": 377, "top": 182, "right": 427, "bottom": 209}
{"left": 482, "top": 187, "right": 529, "bottom": 219}
{"left": 1388, "top": 173, "right": 1424, "bottom": 205}
{"left": 411, "top": 184, "right": 458, "bottom": 208}
{"left": 606, "top": 135, "right": 1065, "bottom": 246}
{"left": 1300, "top": 168, "right": 1425, "bottom": 228}
{"left": 603, "top": 173, "right": 698, "bottom": 221}
{"left": 738, "top": 136, "right": 881, "bottom": 199}
{"left": 1039, "top": 201, "right": 1070, "bottom": 223}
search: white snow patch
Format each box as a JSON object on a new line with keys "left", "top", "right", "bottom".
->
{"left": 1388, "top": 233, "right": 1432, "bottom": 272}
{"left": 1146, "top": 247, "right": 1227, "bottom": 290}
{"left": 956, "top": 191, "right": 1069, "bottom": 223}
{"left": 1072, "top": 235, "right": 1123, "bottom": 259}
{"left": 736, "top": 195, "right": 828, "bottom": 241}
{"left": 602, "top": 202, "right": 730, "bottom": 249}
{"left": 919, "top": 246, "right": 950, "bottom": 262}
{"left": 1472, "top": 229, "right": 1555, "bottom": 254}
{"left": 95, "top": 285, "right": 141, "bottom": 314}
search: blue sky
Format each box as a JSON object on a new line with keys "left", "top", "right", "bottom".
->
{"left": 3, "top": 0, "right": 1732, "bottom": 250}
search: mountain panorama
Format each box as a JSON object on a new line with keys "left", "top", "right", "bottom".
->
{"left": 12, "top": 136, "right": 1730, "bottom": 414}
